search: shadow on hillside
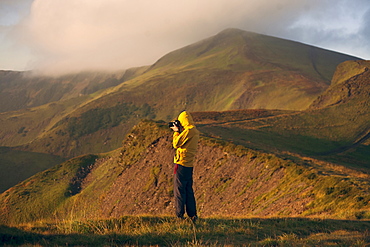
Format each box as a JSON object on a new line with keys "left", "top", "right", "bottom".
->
{"left": 1, "top": 217, "right": 369, "bottom": 246}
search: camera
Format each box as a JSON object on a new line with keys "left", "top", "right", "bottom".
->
{"left": 168, "top": 120, "right": 181, "bottom": 128}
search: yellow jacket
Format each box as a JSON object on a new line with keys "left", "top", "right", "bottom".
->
{"left": 173, "top": 111, "right": 200, "bottom": 167}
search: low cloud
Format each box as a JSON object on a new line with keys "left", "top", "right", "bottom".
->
{"left": 11, "top": 0, "right": 370, "bottom": 74}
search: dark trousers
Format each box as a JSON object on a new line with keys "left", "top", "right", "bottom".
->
{"left": 173, "top": 164, "right": 197, "bottom": 218}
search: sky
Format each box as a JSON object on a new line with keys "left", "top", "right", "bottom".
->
{"left": 0, "top": 0, "right": 369, "bottom": 75}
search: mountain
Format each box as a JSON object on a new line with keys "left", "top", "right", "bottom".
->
{"left": 0, "top": 28, "right": 364, "bottom": 194}
{"left": 0, "top": 29, "right": 359, "bottom": 156}
{"left": 112, "top": 28, "right": 360, "bottom": 117}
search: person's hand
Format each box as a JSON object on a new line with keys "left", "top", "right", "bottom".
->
{"left": 170, "top": 126, "right": 179, "bottom": 132}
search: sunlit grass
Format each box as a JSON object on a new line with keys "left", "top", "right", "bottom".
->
{"left": 2, "top": 216, "right": 369, "bottom": 246}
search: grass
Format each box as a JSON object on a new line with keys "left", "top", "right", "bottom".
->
{"left": 1, "top": 216, "right": 369, "bottom": 246}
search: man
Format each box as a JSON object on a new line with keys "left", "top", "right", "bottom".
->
{"left": 169, "top": 111, "right": 200, "bottom": 222}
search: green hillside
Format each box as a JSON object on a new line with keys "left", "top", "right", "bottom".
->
{"left": 1, "top": 120, "right": 369, "bottom": 226}
{"left": 195, "top": 60, "right": 370, "bottom": 170}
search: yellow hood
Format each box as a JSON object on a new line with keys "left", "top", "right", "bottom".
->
{"left": 178, "top": 111, "right": 195, "bottom": 128}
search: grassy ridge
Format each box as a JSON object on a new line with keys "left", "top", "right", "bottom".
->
{"left": 0, "top": 154, "right": 98, "bottom": 224}
{"left": 1, "top": 120, "right": 370, "bottom": 226}
{"left": 0, "top": 121, "right": 170, "bottom": 225}
{"left": 1, "top": 216, "right": 369, "bottom": 246}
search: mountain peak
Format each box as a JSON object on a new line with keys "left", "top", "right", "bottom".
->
{"left": 214, "top": 27, "right": 249, "bottom": 36}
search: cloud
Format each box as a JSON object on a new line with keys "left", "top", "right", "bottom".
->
{"left": 285, "top": 0, "right": 370, "bottom": 59}
{"left": 0, "top": 0, "right": 32, "bottom": 70}
{"left": 0, "top": 0, "right": 32, "bottom": 26}
{"left": 8, "top": 0, "right": 370, "bottom": 74}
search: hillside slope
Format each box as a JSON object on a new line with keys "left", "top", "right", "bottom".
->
{"left": 1, "top": 120, "right": 369, "bottom": 225}
{"left": 196, "top": 60, "right": 370, "bottom": 169}
{"left": 310, "top": 60, "right": 370, "bottom": 109}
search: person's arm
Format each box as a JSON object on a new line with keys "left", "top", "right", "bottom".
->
{"left": 173, "top": 129, "right": 189, "bottom": 149}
